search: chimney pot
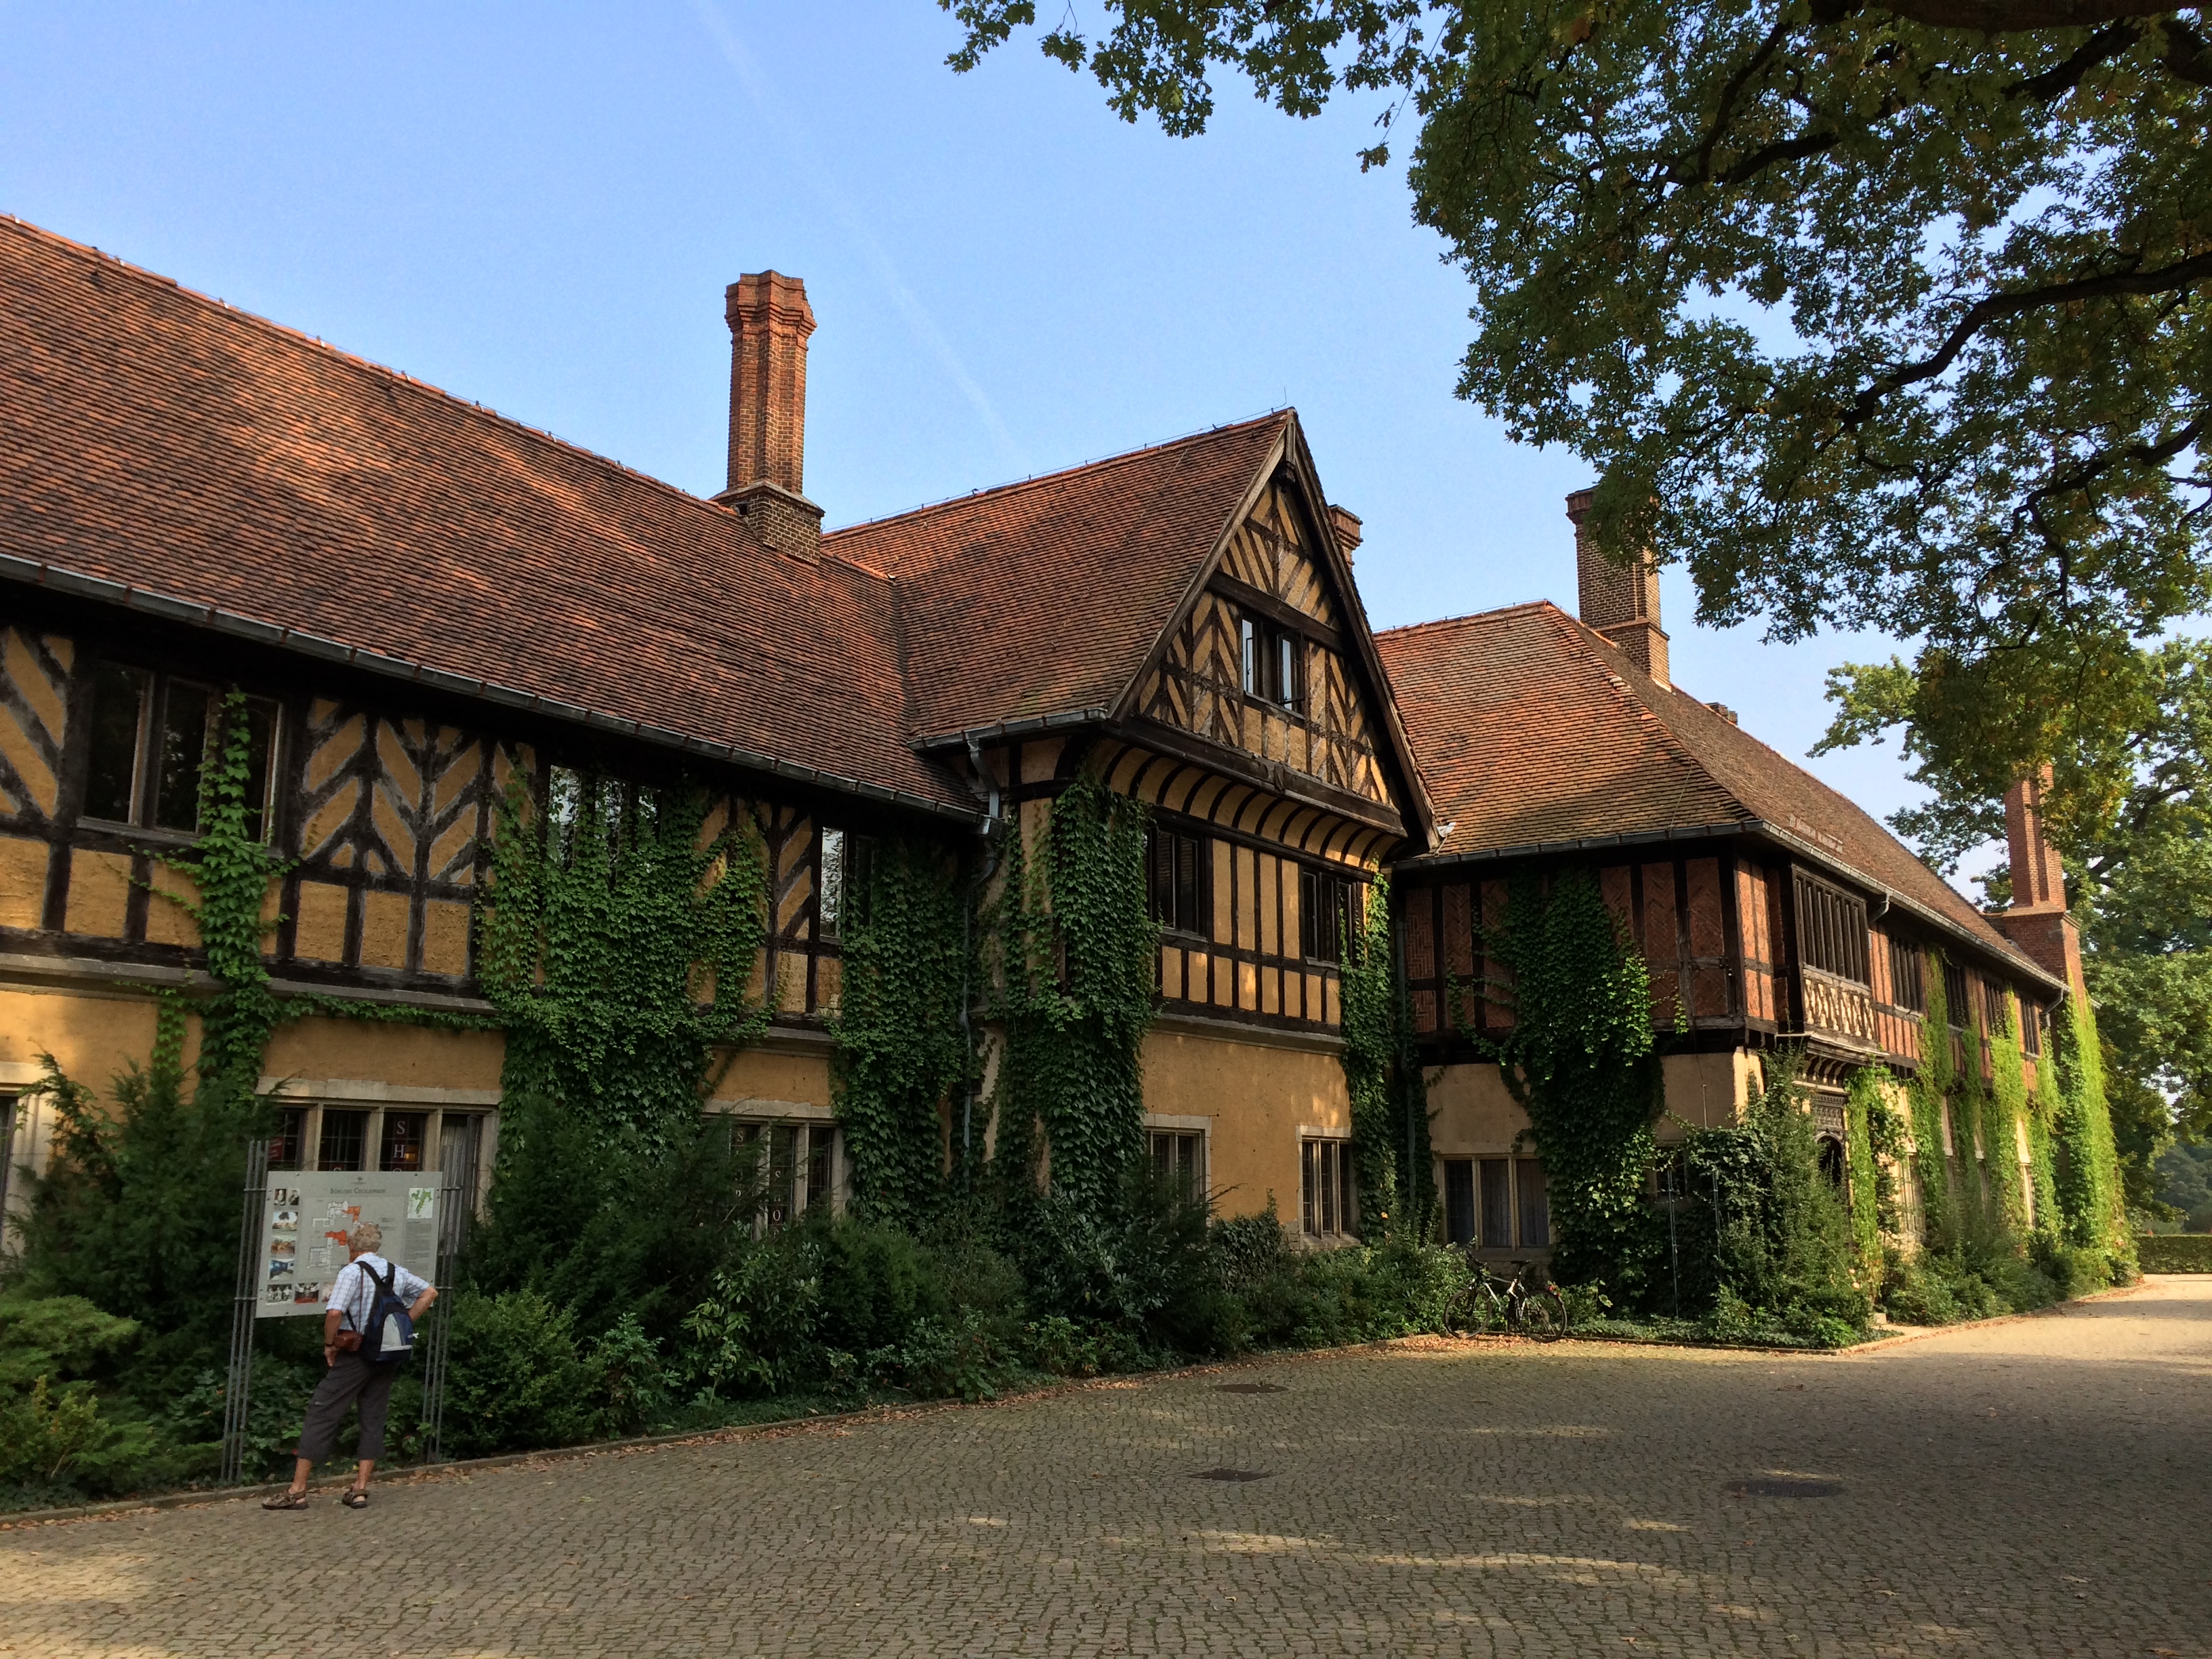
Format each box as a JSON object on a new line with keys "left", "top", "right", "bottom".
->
{"left": 716, "top": 270, "right": 823, "bottom": 560}
{"left": 1567, "top": 485, "right": 1669, "bottom": 687}
{"left": 1327, "top": 504, "right": 1364, "bottom": 560}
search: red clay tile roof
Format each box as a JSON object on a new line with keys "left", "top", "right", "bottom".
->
{"left": 1375, "top": 601, "right": 2054, "bottom": 981}
{"left": 827, "top": 414, "right": 1291, "bottom": 741}
{"left": 0, "top": 216, "right": 966, "bottom": 814}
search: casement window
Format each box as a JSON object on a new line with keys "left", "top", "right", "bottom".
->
{"left": 317, "top": 1109, "right": 368, "bottom": 1173}
{"left": 1981, "top": 977, "right": 2009, "bottom": 1038}
{"left": 1887, "top": 935, "right": 1927, "bottom": 1013}
{"left": 82, "top": 662, "right": 279, "bottom": 840}
{"left": 1149, "top": 1129, "right": 1205, "bottom": 1196}
{"left": 1146, "top": 826, "right": 1209, "bottom": 936}
{"left": 1942, "top": 959, "right": 1971, "bottom": 1028}
{"left": 1441, "top": 1155, "right": 1550, "bottom": 1250}
{"left": 1300, "top": 1136, "right": 1356, "bottom": 1238}
{"left": 266, "top": 1103, "right": 492, "bottom": 1218}
{"left": 1239, "top": 615, "right": 1303, "bottom": 712}
{"left": 737, "top": 1120, "right": 840, "bottom": 1231}
{"left": 1298, "top": 865, "right": 1361, "bottom": 963}
{"left": 1793, "top": 870, "right": 1870, "bottom": 983}
{"left": 2022, "top": 1000, "right": 2043, "bottom": 1057}
{"left": 818, "top": 827, "right": 875, "bottom": 943}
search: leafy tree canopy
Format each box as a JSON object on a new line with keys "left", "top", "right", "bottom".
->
{"left": 942, "top": 0, "right": 2211, "bottom": 805}
{"left": 1822, "top": 634, "right": 2210, "bottom": 1206}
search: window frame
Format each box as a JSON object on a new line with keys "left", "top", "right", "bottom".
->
{"left": 1299, "top": 1134, "right": 1357, "bottom": 1240}
{"left": 1791, "top": 868, "right": 1870, "bottom": 985}
{"left": 1237, "top": 614, "right": 1305, "bottom": 714}
{"left": 1147, "top": 1127, "right": 1206, "bottom": 1197}
{"left": 1886, "top": 934, "right": 1927, "bottom": 1014}
{"left": 1298, "top": 865, "right": 1361, "bottom": 964}
{"left": 1145, "top": 825, "right": 1210, "bottom": 939}
{"left": 79, "top": 661, "right": 282, "bottom": 842}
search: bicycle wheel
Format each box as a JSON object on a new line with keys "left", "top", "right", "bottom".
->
{"left": 1517, "top": 1286, "right": 1567, "bottom": 1343}
{"left": 1441, "top": 1285, "right": 1481, "bottom": 1336}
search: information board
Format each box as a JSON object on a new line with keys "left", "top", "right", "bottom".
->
{"left": 255, "top": 1171, "right": 441, "bottom": 1319}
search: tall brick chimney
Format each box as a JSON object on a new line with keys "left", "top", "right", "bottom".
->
{"left": 716, "top": 271, "right": 823, "bottom": 561}
{"left": 1992, "top": 768, "right": 2085, "bottom": 996}
{"left": 1566, "top": 486, "right": 1668, "bottom": 687}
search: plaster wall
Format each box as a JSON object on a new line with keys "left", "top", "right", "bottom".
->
{"left": 1142, "top": 1023, "right": 1348, "bottom": 1220}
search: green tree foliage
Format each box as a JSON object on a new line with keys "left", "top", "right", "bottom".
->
{"left": 1820, "top": 636, "right": 2210, "bottom": 1212}
{"left": 478, "top": 773, "right": 769, "bottom": 1139}
{"left": 10, "top": 1004, "right": 266, "bottom": 1390}
{"left": 989, "top": 774, "right": 1160, "bottom": 1216}
{"left": 1479, "top": 869, "right": 1662, "bottom": 1295}
{"left": 945, "top": 0, "right": 2212, "bottom": 806}
{"left": 830, "top": 839, "right": 970, "bottom": 1227}
{"left": 1681, "top": 1052, "right": 1869, "bottom": 1343}
{"left": 1340, "top": 876, "right": 1435, "bottom": 1239}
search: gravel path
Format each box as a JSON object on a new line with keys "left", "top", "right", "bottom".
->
{"left": 5, "top": 1275, "right": 2207, "bottom": 1657}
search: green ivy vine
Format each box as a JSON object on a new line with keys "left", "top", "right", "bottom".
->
{"left": 1340, "top": 874, "right": 1433, "bottom": 1240}
{"left": 829, "top": 838, "right": 970, "bottom": 1228}
{"left": 987, "top": 773, "right": 1159, "bottom": 1216}
{"left": 1842, "top": 1067, "right": 1887, "bottom": 1287}
{"left": 478, "top": 773, "right": 769, "bottom": 1139}
{"left": 1477, "top": 869, "right": 1662, "bottom": 1296}
{"left": 2047, "top": 994, "right": 2133, "bottom": 1269}
{"left": 150, "top": 689, "right": 287, "bottom": 1099}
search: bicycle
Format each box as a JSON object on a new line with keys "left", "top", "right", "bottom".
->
{"left": 1443, "top": 1256, "right": 1569, "bottom": 1341}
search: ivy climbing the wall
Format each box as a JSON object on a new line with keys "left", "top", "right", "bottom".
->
{"left": 478, "top": 773, "right": 769, "bottom": 1139}
{"left": 2048, "top": 995, "right": 2134, "bottom": 1274}
{"left": 830, "top": 838, "right": 970, "bottom": 1229}
{"left": 987, "top": 773, "right": 1159, "bottom": 1217}
{"left": 1479, "top": 870, "right": 1662, "bottom": 1297}
{"left": 1842, "top": 1068, "right": 1887, "bottom": 1289}
{"left": 1338, "top": 875, "right": 1433, "bottom": 1241}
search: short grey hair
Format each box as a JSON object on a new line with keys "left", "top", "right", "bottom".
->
{"left": 347, "top": 1222, "right": 383, "bottom": 1253}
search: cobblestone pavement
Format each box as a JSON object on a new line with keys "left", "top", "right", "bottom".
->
{"left": 6, "top": 1277, "right": 2209, "bottom": 1658}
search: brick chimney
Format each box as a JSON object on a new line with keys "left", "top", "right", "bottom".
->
{"left": 1327, "top": 504, "right": 1364, "bottom": 563}
{"left": 716, "top": 271, "right": 823, "bottom": 561}
{"left": 1566, "top": 486, "right": 1668, "bottom": 687}
{"left": 1992, "top": 767, "right": 2085, "bottom": 996}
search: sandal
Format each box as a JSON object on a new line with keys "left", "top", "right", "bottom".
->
{"left": 262, "top": 1490, "right": 310, "bottom": 1510}
{"left": 340, "top": 1488, "right": 369, "bottom": 1509}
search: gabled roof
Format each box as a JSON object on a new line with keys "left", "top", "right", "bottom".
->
{"left": 1374, "top": 601, "right": 2057, "bottom": 986}
{"left": 0, "top": 215, "right": 968, "bottom": 816}
{"left": 828, "top": 413, "right": 1292, "bottom": 742}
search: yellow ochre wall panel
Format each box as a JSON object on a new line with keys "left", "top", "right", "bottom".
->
{"left": 262, "top": 1017, "right": 506, "bottom": 1094}
{"left": 1143, "top": 1027, "right": 1348, "bottom": 1221}
{"left": 359, "top": 890, "right": 411, "bottom": 970}
{"left": 64, "top": 850, "right": 132, "bottom": 939}
{"left": 144, "top": 865, "right": 200, "bottom": 949}
{"left": 0, "top": 985, "right": 167, "bottom": 1087}
{"left": 293, "top": 882, "right": 350, "bottom": 962}
{"left": 0, "top": 836, "right": 48, "bottom": 928}
{"left": 708, "top": 1044, "right": 834, "bottom": 1113}
{"left": 421, "top": 899, "right": 472, "bottom": 977}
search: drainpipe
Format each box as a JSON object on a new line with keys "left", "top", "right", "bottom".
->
{"left": 959, "top": 733, "right": 1006, "bottom": 1176}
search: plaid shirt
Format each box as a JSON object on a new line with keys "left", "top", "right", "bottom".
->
{"left": 328, "top": 1252, "right": 430, "bottom": 1334}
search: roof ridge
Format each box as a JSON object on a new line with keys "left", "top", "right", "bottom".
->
{"left": 0, "top": 213, "right": 758, "bottom": 541}
{"left": 824, "top": 411, "right": 1292, "bottom": 541}
{"left": 1374, "top": 599, "right": 1563, "bottom": 640}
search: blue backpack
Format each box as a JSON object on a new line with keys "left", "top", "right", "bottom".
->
{"left": 361, "top": 1261, "right": 416, "bottom": 1364}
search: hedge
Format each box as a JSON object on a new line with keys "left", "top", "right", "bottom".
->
{"left": 2135, "top": 1234, "right": 2212, "bottom": 1273}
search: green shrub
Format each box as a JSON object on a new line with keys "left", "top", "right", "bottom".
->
{"left": 581, "top": 1313, "right": 672, "bottom": 1438}
{"left": 0, "top": 1376, "right": 159, "bottom": 1498}
{"left": 12, "top": 1030, "right": 272, "bottom": 1394}
{"left": 2137, "top": 1233, "right": 2212, "bottom": 1272}
{"left": 441, "top": 1289, "right": 591, "bottom": 1458}
{"left": 817, "top": 1221, "right": 947, "bottom": 1355}
{"left": 676, "top": 1237, "right": 825, "bottom": 1399}
{"left": 0, "top": 1295, "right": 142, "bottom": 1389}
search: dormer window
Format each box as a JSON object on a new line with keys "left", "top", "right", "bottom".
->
{"left": 1239, "top": 615, "right": 1302, "bottom": 712}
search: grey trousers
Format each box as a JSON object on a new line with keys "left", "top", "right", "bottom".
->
{"left": 295, "top": 1351, "right": 401, "bottom": 1462}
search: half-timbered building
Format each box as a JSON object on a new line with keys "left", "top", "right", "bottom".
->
{"left": 1374, "top": 496, "right": 2078, "bottom": 1258}
{"left": 0, "top": 213, "right": 2078, "bottom": 1260}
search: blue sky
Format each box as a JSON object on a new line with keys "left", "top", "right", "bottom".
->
{"left": 0, "top": 2, "right": 1978, "bottom": 885}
